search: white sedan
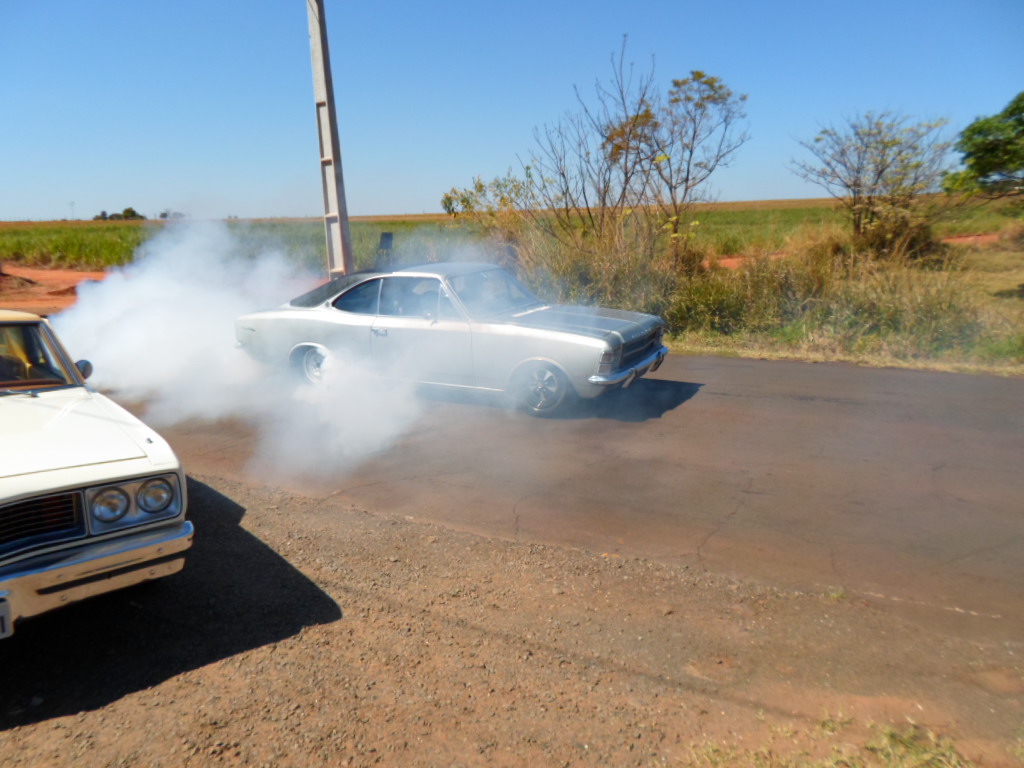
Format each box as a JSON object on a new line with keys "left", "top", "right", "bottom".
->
{"left": 0, "top": 310, "right": 193, "bottom": 638}
{"left": 235, "top": 262, "right": 668, "bottom": 415}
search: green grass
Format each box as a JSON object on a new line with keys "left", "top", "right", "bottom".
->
{"left": 0, "top": 217, "right": 470, "bottom": 273}
{"left": 0, "top": 219, "right": 160, "bottom": 269}
{"left": 687, "top": 203, "right": 844, "bottom": 255}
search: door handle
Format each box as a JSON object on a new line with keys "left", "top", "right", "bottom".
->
{"left": 372, "top": 328, "right": 388, "bottom": 337}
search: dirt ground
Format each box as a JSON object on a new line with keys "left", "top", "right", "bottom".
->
{"left": 2, "top": 264, "right": 1023, "bottom": 767}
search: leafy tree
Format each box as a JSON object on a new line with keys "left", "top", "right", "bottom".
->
{"left": 944, "top": 92, "right": 1024, "bottom": 198}
{"left": 792, "top": 111, "right": 954, "bottom": 258}
{"left": 93, "top": 207, "right": 146, "bottom": 221}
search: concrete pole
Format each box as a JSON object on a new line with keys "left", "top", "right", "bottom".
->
{"left": 307, "top": 0, "right": 354, "bottom": 275}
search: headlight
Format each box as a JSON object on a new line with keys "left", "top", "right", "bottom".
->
{"left": 138, "top": 479, "right": 174, "bottom": 513}
{"left": 91, "top": 488, "right": 130, "bottom": 523}
{"left": 87, "top": 474, "right": 182, "bottom": 533}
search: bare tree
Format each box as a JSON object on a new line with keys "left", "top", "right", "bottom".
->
{"left": 528, "top": 41, "right": 662, "bottom": 259}
{"left": 442, "top": 41, "right": 748, "bottom": 307}
{"left": 527, "top": 43, "right": 748, "bottom": 274}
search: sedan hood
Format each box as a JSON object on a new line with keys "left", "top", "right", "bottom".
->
{"left": 504, "top": 305, "right": 661, "bottom": 342}
{"left": 0, "top": 388, "right": 156, "bottom": 480}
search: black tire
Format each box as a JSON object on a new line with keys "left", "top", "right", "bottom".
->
{"left": 510, "top": 362, "right": 571, "bottom": 416}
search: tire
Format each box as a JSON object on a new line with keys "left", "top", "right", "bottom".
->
{"left": 510, "top": 362, "right": 571, "bottom": 416}
{"left": 293, "top": 345, "right": 329, "bottom": 385}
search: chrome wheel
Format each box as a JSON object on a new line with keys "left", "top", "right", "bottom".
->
{"left": 512, "top": 363, "right": 570, "bottom": 415}
{"left": 295, "top": 346, "right": 328, "bottom": 384}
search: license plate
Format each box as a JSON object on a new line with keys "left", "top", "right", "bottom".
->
{"left": 0, "top": 598, "right": 11, "bottom": 639}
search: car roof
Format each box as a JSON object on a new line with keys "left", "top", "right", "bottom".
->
{"left": 0, "top": 309, "right": 44, "bottom": 323}
{"left": 397, "top": 262, "right": 503, "bottom": 279}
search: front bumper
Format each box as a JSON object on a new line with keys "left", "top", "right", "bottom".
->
{"left": 588, "top": 345, "right": 668, "bottom": 388}
{"left": 0, "top": 520, "right": 194, "bottom": 638}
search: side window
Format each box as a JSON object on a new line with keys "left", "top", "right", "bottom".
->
{"left": 333, "top": 279, "right": 380, "bottom": 314}
{"left": 379, "top": 277, "right": 445, "bottom": 318}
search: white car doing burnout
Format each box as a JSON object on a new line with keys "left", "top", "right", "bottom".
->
{"left": 0, "top": 310, "right": 192, "bottom": 639}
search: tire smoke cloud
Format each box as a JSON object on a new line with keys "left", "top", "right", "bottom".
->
{"left": 53, "top": 221, "right": 425, "bottom": 479}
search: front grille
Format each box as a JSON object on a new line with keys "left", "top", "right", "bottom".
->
{"left": 621, "top": 327, "right": 663, "bottom": 369}
{"left": 0, "top": 492, "right": 86, "bottom": 558}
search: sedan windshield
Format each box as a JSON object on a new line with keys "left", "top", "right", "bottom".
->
{"left": 448, "top": 268, "right": 542, "bottom": 319}
{"left": 0, "top": 322, "right": 75, "bottom": 391}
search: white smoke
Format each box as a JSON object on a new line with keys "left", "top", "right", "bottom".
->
{"left": 53, "top": 220, "right": 424, "bottom": 477}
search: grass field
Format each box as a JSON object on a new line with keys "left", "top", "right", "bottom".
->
{"left": 0, "top": 199, "right": 1014, "bottom": 270}
{"left": 2, "top": 200, "right": 1022, "bottom": 374}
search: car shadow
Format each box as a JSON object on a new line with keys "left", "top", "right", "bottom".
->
{"left": 563, "top": 378, "right": 703, "bottom": 421}
{"left": 0, "top": 478, "right": 342, "bottom": 729}
{"left": 415, "top": 378, "right": 702, "bottom": 422}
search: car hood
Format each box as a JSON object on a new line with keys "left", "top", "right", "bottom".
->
{"left": 0, "top": 387, "right": 165, "bottom": 480}
{"left": 503, "top": 305, "right": 662, "bottom": 342}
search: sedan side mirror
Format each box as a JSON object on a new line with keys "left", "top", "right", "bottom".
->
{"left": 76, "top": 360, "right": 93, "bottom": 380}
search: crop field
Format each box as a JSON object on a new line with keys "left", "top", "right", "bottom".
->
{"left": 2, "top": 200, "right": 1022, "bottom": 374}
{"left": 0, "top": 199, "right": 1011, "bottom": 271}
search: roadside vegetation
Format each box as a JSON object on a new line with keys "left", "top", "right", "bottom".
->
{"left": 2, "top": 204, "right": 1021, "bottom": 375}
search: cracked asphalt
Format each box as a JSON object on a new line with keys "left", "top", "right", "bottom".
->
{"left": 160, "top": 355, "right": 1024, "bottom": 644}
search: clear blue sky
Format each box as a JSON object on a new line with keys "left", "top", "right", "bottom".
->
{"left": 1, "top": 0, "right": 1021, "bottom": 221}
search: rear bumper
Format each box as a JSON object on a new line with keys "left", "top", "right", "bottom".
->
{"left": 0, "top": 520, "right": 194, "bottom": 638}
{"left": 588, "top": 345, "right": 668, "bottom": 388}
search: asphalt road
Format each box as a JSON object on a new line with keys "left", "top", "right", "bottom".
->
{"left": 160, "top": 355, "right": 1024, "bottom": 642}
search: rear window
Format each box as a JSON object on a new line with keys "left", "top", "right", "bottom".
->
{"left": 290, "top": 273, "right": 374, "bottom": 308}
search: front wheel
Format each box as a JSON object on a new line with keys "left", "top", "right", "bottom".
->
{"left": 510, "top": 362, "right": 572, "bottom": 416}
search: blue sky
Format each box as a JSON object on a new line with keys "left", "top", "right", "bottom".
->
{"left": 1, "top": 0, "right": 1021, "bottom": 221}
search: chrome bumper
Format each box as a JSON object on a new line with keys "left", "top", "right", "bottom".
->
{"left": 588, "top": 345, "right": 668, "bottom": 388}
{"left": 0, "top": 520, "right": 194, "bottom": 638}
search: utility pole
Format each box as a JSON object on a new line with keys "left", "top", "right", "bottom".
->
{"left": 306, "top": 0, "right": 354, "bottom": 275}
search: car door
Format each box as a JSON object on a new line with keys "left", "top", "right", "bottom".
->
{"left": 370, "top": 276, "right": 474, "bottom": 386}
{"left": 305, "top": 277, "right": 379, "bottom": 362}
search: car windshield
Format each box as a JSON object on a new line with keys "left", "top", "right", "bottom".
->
{"left": 448, "top": 268, "right": 542, "bottom": 319}
{"left": 0, "top": 322, "right": 76, "bottom": 393}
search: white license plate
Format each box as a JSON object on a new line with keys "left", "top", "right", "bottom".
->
{"left": 0, "top": 598, "right": 12, "bottom": 639}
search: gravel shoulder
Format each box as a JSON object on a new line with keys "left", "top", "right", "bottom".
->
{"left": 2, "top": 475, "right": 1022, "bottom": 767}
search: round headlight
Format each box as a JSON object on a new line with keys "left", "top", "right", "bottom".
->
{"left": 92, "top": 488, "right": 130, "bottom": 523}
{"left": 138, "top": 479, "right": 174, "bottom": 513}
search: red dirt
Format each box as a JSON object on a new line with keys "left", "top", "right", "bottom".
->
{"left": 0, "top": 263, "right": 107, "bottom": 315}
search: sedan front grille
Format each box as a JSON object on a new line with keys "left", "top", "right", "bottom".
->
{"left": 621, "top": 328, "right": 663, "bottom": 369}
{"left": 0, "top": 493, "right": 86, "bottom": 559}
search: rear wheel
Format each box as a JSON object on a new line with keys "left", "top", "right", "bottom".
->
{"left": 510, "top": 362, "right": 571, "bottom": 416}
{"left": 293, "top": 345, "right": 329, "bottom": 385}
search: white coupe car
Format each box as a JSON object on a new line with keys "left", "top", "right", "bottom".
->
{"left": 235, "top": 262, "right": 668, "bottom": 415}
{"left": 0, "top": 310, "right": 193, "bottom": 638}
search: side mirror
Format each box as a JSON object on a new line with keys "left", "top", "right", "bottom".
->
{"left": 76, "top": 360, "right": 93, "bottom": 380}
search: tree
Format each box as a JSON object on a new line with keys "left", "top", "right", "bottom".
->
{"left": 792, "top": 111, "right": 953, "bottom": 257}
{"left": 634, "top": 71, "right": 748, "bottom": 272}
{"left": 944, "top": 92, "right": 1024, "bottom": 198}
{"left": 443, "top": 40, "right": 748, "bottom": 279}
